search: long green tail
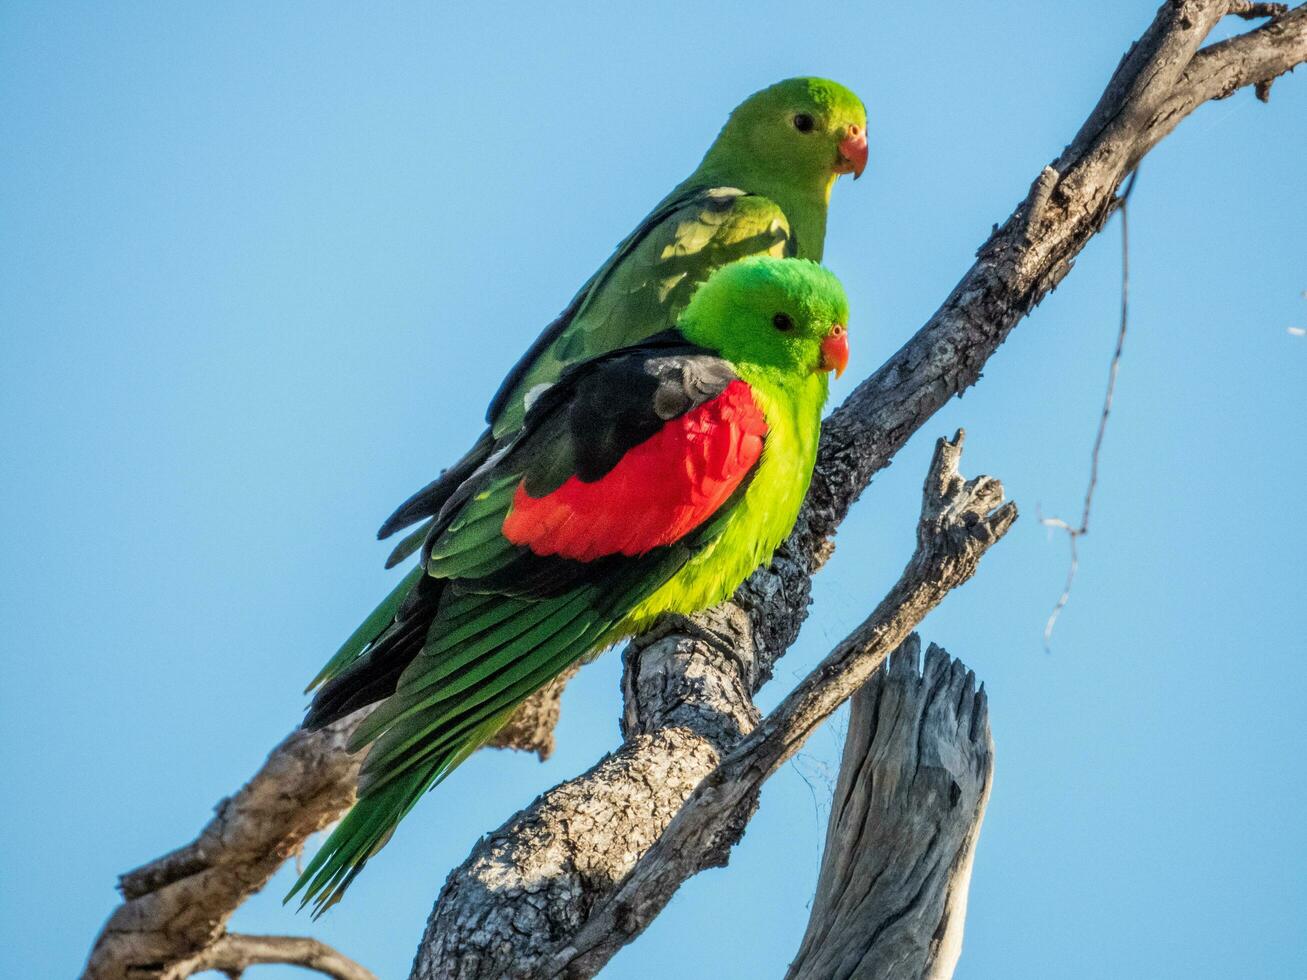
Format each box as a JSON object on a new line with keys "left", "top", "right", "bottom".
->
{"left": 289, "top": 584, "right": 624, "bottom": 915}
{"left": 290, "top": 536, "right": 688, "bottom": 913}
{"left": 286, "top": 706, "right": 513, "bottom": 915}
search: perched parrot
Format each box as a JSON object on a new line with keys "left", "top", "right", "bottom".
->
{"left": 290, "top": 256, "right": 852, "bottom": 912}
{"left": 372, "top": 76, "right": 866, "bottom": 570}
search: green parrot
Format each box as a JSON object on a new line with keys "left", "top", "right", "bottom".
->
{"left": 290, "top": 256, "right": 852, "bottom": 912}
{"left": 371, "top": 76, "right": 866, "bottom": 571}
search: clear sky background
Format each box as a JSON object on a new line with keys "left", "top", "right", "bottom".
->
{"left": 3, "top": 3, "right": 1304, "bottom": 978}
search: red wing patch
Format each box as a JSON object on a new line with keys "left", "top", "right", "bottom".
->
{"left": 501, "top": 380, "right": 767, "bottom": 561}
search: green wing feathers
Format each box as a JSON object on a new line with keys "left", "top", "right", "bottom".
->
{"left": 304, "top": 564, "right": 424, "bottom": 693}
{"left": 290, "top": 475, "right": 732, "bottom": 914}
{"left": 490, "top": 188, "right": 790, "bottom": 437}
{"left": 289, "top": 582, "right": 619, "bottom": 914}
{"left": 287, "top": 705, "right": 512, "bottom": 914}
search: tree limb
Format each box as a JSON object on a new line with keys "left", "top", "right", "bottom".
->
{"left": 85, "top": 718, "right": 364, "bottom": 980}
{"left": 786, "top": 639, "right": 994, "bottom": 980}
{"left": 164, "top": 933, "right": 376, "bottom": 980}
{"left": 1140, "top": 5, "right": 1307, "bottom": 134}
{"left": 82, "top": 3, "right": 1307, "bottom": 978}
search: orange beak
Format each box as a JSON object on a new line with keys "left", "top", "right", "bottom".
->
{"left": 820, "top": 324, "right": 849, "bottom": 378}
{"left": 836, "top": 124, "right": 868, "bottom": 179}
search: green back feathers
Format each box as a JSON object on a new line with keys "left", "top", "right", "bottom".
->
{"left": 488, "top": 187, "right": 792, "bottom": 438}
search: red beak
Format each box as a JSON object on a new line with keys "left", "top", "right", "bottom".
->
{"left": 820, "top": 325, "right": 849, "bottom": 378}
{"left": 837, "top": 125, "right": 868, "bottom": 179}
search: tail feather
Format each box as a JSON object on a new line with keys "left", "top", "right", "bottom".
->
{"left": 357, "top": 616, "right": 610, "bottom": 798}
{"left": 286, "top": 708, "right": 514, "bottom": 916}
{"left": 382, "top": 519, "right": 433, "bottom": 570}
{"left": 377, "top": 428, "right": 496, "bottom": 541}
{"left": 295, "top": 538, "right": 643, "bottom": 910}
{"left": 292, "top": 592, "right": 616, "bottom": 912}
{"left": 305, "top": 565, "right": 424, "bottom": 694}
{"left": 303, "top": 571, "right": 442, "bottom": 730}
{"left": 303, "top": 619, "right": 427, "bottom": 730}
{"left": 349, "top": 591, "right": 595, "bottom": 755}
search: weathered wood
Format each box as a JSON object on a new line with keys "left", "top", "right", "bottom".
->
{"left": 85, "top": 717, "right": 365, "bottom": 980}
{"left": 787, "top": 638, "right": 994, "bottom": 980}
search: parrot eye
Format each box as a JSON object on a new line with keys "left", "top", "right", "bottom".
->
{"left": 792, "top": 113, "right": 816, "bottom": 133}
{"left": 772, "top": 312, "right": 795, "bottom": 332}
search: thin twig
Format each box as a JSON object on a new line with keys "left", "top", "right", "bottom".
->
{"left": 1040, "top": 170, "right": 1138, "bottom": 649}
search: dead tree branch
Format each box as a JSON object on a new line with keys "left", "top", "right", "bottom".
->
{"left": 164, "top": 933, "right": 376, "bottom": 980}
{"left": 1229, "top": 2, "right": 1288, "bottom": 23}
{"left": 83, "top": 4, "right": 1307, "bottom": 979}
{"left": 85, "top": 718, "right": 365, "bottom": 980}
{"left": 787, "top": 639, "right": 995, "bottom": 980}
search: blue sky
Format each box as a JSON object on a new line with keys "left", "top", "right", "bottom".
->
{"left": 3, "top": 3, "right": 1304, "bottom": 977}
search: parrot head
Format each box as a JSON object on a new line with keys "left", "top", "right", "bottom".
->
{"left": 701, "top": 77, "right": 869, "bottom": 188}
{"left": 679, "top": 257, "right": 850, "bottom": 382}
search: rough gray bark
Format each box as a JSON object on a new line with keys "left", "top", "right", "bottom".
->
{"left": 786, "top": 639, "right": 994, "bottom": 980}
{"left": 82, "top": 4, "right": 1307, "bottom": 979}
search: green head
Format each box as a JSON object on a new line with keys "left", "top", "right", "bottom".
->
{"left": 696, "top": 77, "right": 868, "bottom": 194}
{"left": 679, "top": 257, "right": 850, "bottom": 384}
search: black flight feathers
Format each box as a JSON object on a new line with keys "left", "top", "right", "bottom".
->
{"left": 414, "top": 333, "right": 751, "bottom": 601}
{"left": 513, "top": 336, "right": 738, "bottom": 497}
{"left": 375, "top": 427, "right": 495, "bottom": 542}
{"left": 421, "top": 331, "right": 739, "bottom": 557}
